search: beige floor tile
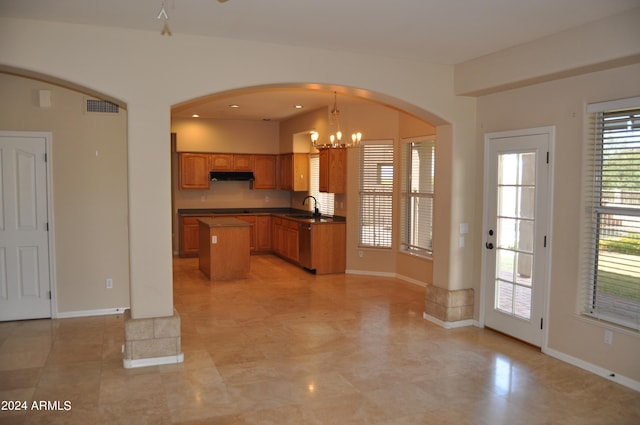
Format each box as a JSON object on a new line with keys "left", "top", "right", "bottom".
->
{"left": 0, "top": 255, "right": 637, "bottom": 424}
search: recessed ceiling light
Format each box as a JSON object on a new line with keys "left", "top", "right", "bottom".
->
{"left": 229, "top": 104, "right": 240, "bottom": 108}
{"left": 192, "top": 114, "right": 200, "bottom": 118}
{"left": 294, "top": 105, "right": 303, "bottom": 109}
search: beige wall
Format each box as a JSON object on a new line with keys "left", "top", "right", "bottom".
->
{"left": 0, "top": 8, "right": 637, "bottom": 386}
{"left": 455, "top": 7, "right": 640, "bottom": 96}
{"left": 476, "top": 62, "right": 640, "bottom": 382}
{"left": 172, "top": 118, "right": 279, "bottom": 153}
{"left": 0, "top": 73, "right": 130, "bottom": 314}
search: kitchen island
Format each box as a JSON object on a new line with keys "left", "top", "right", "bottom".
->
{"left": 180, "top": 208, "right": 346, "bottom": 275}
{"left": 198, "top": 217, "right": 252, "bottom": 281}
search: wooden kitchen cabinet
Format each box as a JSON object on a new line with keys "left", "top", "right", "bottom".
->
{"left": 256, "top": 215, "right": 272, "bottom": 251}
{"left": 210, "top": 154, "right": 234, "bottom": 171}
{"left": 234, "top": 214, "right": 271, "bottom": 253}
{"left": 179, "top": 153, "right": 210, "bottom": 190}
{"left": 234, "top": 215, "right": 257, "bottom": 252}
{"left": 233, "top": 154, "right": 253, "bottom": 171}
{"left": 210, "top": 153, "right": 254, "bottom": 172}
{"left": 284, "top": 219, "right": 299, "bottom": 262}
{"left": 271, "top": 217, "right": 283, "bottom": 256}
{"left": 279, "top": 153, "right": 309, "bottom": 191}
{"left": 271, "top": 217, "right": 298, "bottom": 262}
{"left": 252, "top": 155, "right": 277, "bottom": 190}
{"left": 319, "top": 148, "right": 347, "bottom": 194}
{"left": 179, "top": 215, "right": 212, "bottom": 256}
{"left": 311, "top": 222, "right": 346, "bottom": 274}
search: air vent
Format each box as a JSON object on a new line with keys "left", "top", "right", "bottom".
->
{"left": 86, "top": 99, "right": 119, "bottom": 113}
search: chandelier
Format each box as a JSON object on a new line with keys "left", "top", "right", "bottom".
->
{"left": 311, "top": 92, "right": 362, "bottom": 149}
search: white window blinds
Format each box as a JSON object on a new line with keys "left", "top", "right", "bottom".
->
{"left": 584, "top": 106, "right": 640, "bottom": 330}
{"left": 401, "top": 139, "right": 435, "bottom": 256}
{"left": 359, "top": 142, "right": 394, "bottom": 248}
{"left": 310, "top": 155, "right": 334, "bottom": 215}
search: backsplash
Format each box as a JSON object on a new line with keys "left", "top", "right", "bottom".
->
{"left": 174, "top": 181, "right": 291, "bottom": 211}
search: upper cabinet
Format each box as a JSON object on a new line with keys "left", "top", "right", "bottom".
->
{"left": 279, "top": 153, "right": 309, "bottom": 192}
{"left": 179, "top": 151, "right": 280, "bottom": 191}
{"left": 210, "top": 153, "right": 254, "bottom": 171}
{"left": 209, "top": 154, "right": 233, "bottom": 171}
{"left": 233, "top": 154, "right": 253, "bottom": 171}
{"left": 179, "top": 153, "right": 210, "bottom": 190}
{"left": 319, "top": 148, "right": 347, "bottom": 194}
{"left": 252, "top": 155, "right": 277, "bottom": 190}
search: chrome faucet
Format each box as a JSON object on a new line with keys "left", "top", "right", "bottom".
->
{"left": 302, "top": 196, "right": 321, "bottom": 217}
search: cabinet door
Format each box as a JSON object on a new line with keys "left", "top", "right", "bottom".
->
{"left": 271, "top": 217, "right": 282, "bottom": 255}
{"left": 319, "top": 149, "right": 329, "bottom": 193}
{"left": 292, "top": 153, "right": 310, "bottom": 192}
{"left": 210, "top": 154, "right": 234, "bottom": 171}
{"left": 279, "top": 154, "right": 292, "bottom": 190}
{"left": 180, "top": 216, "right": 210, "bottom": 257}
{"left": 256, "top": 215, "right": 272, "bottom": 251}
{"left": 235, "top": 215, "right": 257, "bottom": 251}
{"left": 252, "top": 155, "right": 277, "bottom": 190}
{"left": 179, "top": 153, "right": 210, "bottom": 190}
{"left": 319, "top": 148, "right": 347, "bottom": 194}
{"left": 233, "top": 154, "right": 253, "bottom": 171}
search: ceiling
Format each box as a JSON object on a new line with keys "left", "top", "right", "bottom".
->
{"left": 3, "top": 0, "right": 639, "bottom": 121}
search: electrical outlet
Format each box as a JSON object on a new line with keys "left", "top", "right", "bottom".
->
{"left": 212, "top": 235, "right": 217, "bottom": 244}
{"left": 106, "top": 278, "right": 113, "bottom": 289}
{"left": 604, "top": 329, "right": 613, "bottom": 345}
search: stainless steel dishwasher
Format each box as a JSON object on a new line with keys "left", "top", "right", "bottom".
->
{"left": 298, "top": 222, "right": 313, "bottom": 271}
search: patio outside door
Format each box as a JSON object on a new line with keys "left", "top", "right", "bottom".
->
{"left": 483, "top": 128, "right": 553, "bottom": 347}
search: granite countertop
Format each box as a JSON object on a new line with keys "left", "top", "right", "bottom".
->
{"left": 179, "top": 208, "right": 346, "bottom": 224}
{"left": 197, "top": 217, "right": 253, "bottom": 228}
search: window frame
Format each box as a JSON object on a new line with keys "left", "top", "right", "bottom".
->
{"left": 358, "top": 140, "right": 394, "bottom": 249}
{"left": 400, "top": 137, "right": 435, "bottom": 258}
{"left": 583, "top": 100, "right": 640, "bottom": 331}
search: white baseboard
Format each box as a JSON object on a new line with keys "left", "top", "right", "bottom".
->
{"left": 54, "top": 307, "right": 129, "bottom": 319}
{"left": 345, "top": 269, "right": 396, "bottom": 278}
{"left": 423, "top": 312, "right": 479, "bottom": 329}
{"left": 345, "top": 269, "right": 427, "bottom": 287}
{"left": 543, "top": 347, "right": 640, "bottom": 392}
{"left": 123, "top": 353, "right": 184, "bottom": 369}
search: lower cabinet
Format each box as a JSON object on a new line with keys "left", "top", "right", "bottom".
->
{"left": 256, "top": 215, "right": 272, "bottom": 251}
{"left": 180, "top": 213, "right": 345, "bottom": 274}
{"left": 310, "top": 222, "right": 346, "bottom": 274}
{"left": 284, "top": 219, "right": 299, "bottom": 263}
{"left": 179, "top": 215, "right": 212, "bottom": 257}
{"left": 235, "top": 215, "right": 257, "bottom": 252}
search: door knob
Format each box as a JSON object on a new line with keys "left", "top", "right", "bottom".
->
{"left": 485, "top": 242, "right": 494, "bottom": 249}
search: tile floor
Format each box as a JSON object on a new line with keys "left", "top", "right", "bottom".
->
{"left": 1, "top": 255, "right": 639, "bottom": 424}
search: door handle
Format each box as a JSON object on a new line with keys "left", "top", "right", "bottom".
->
{"left": 485, "top": 242, "right": 494, "bottom": 250}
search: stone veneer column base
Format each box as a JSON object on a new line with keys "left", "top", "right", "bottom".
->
{"left": 424, "top": 285, "right": 474, "bottom": 327}
{"left": 123, "top": 309, "right": 183, "bottom": 369}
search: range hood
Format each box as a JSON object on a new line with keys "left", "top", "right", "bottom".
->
{"left": 209, "top": 171, "right": 255, "bottom": 182}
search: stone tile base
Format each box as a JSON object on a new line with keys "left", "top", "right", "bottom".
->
{"left": 123, "top": 309, "right": 183, "bottom": 368}
{"left": 425, "top": 285, "right": 474, "bottom": 324}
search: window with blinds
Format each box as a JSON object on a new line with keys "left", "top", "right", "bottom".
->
{"left": 401, "top": 139, "right": 435, "bottom": 256}
{"left": 584, "top": 105, "right": 640, "bottom": 330}
{"left": 310, "top": 155, "right": 334, "bottom": 215}
{"left": 359, "top": 142, "right": 394, "bottom": 248}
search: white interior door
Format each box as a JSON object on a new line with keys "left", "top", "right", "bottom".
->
{"left": 0, "top": 133, "right": 52, "bottom": 321}
{"left": 483, "top": 128, "right": 552, "bottom": 347}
